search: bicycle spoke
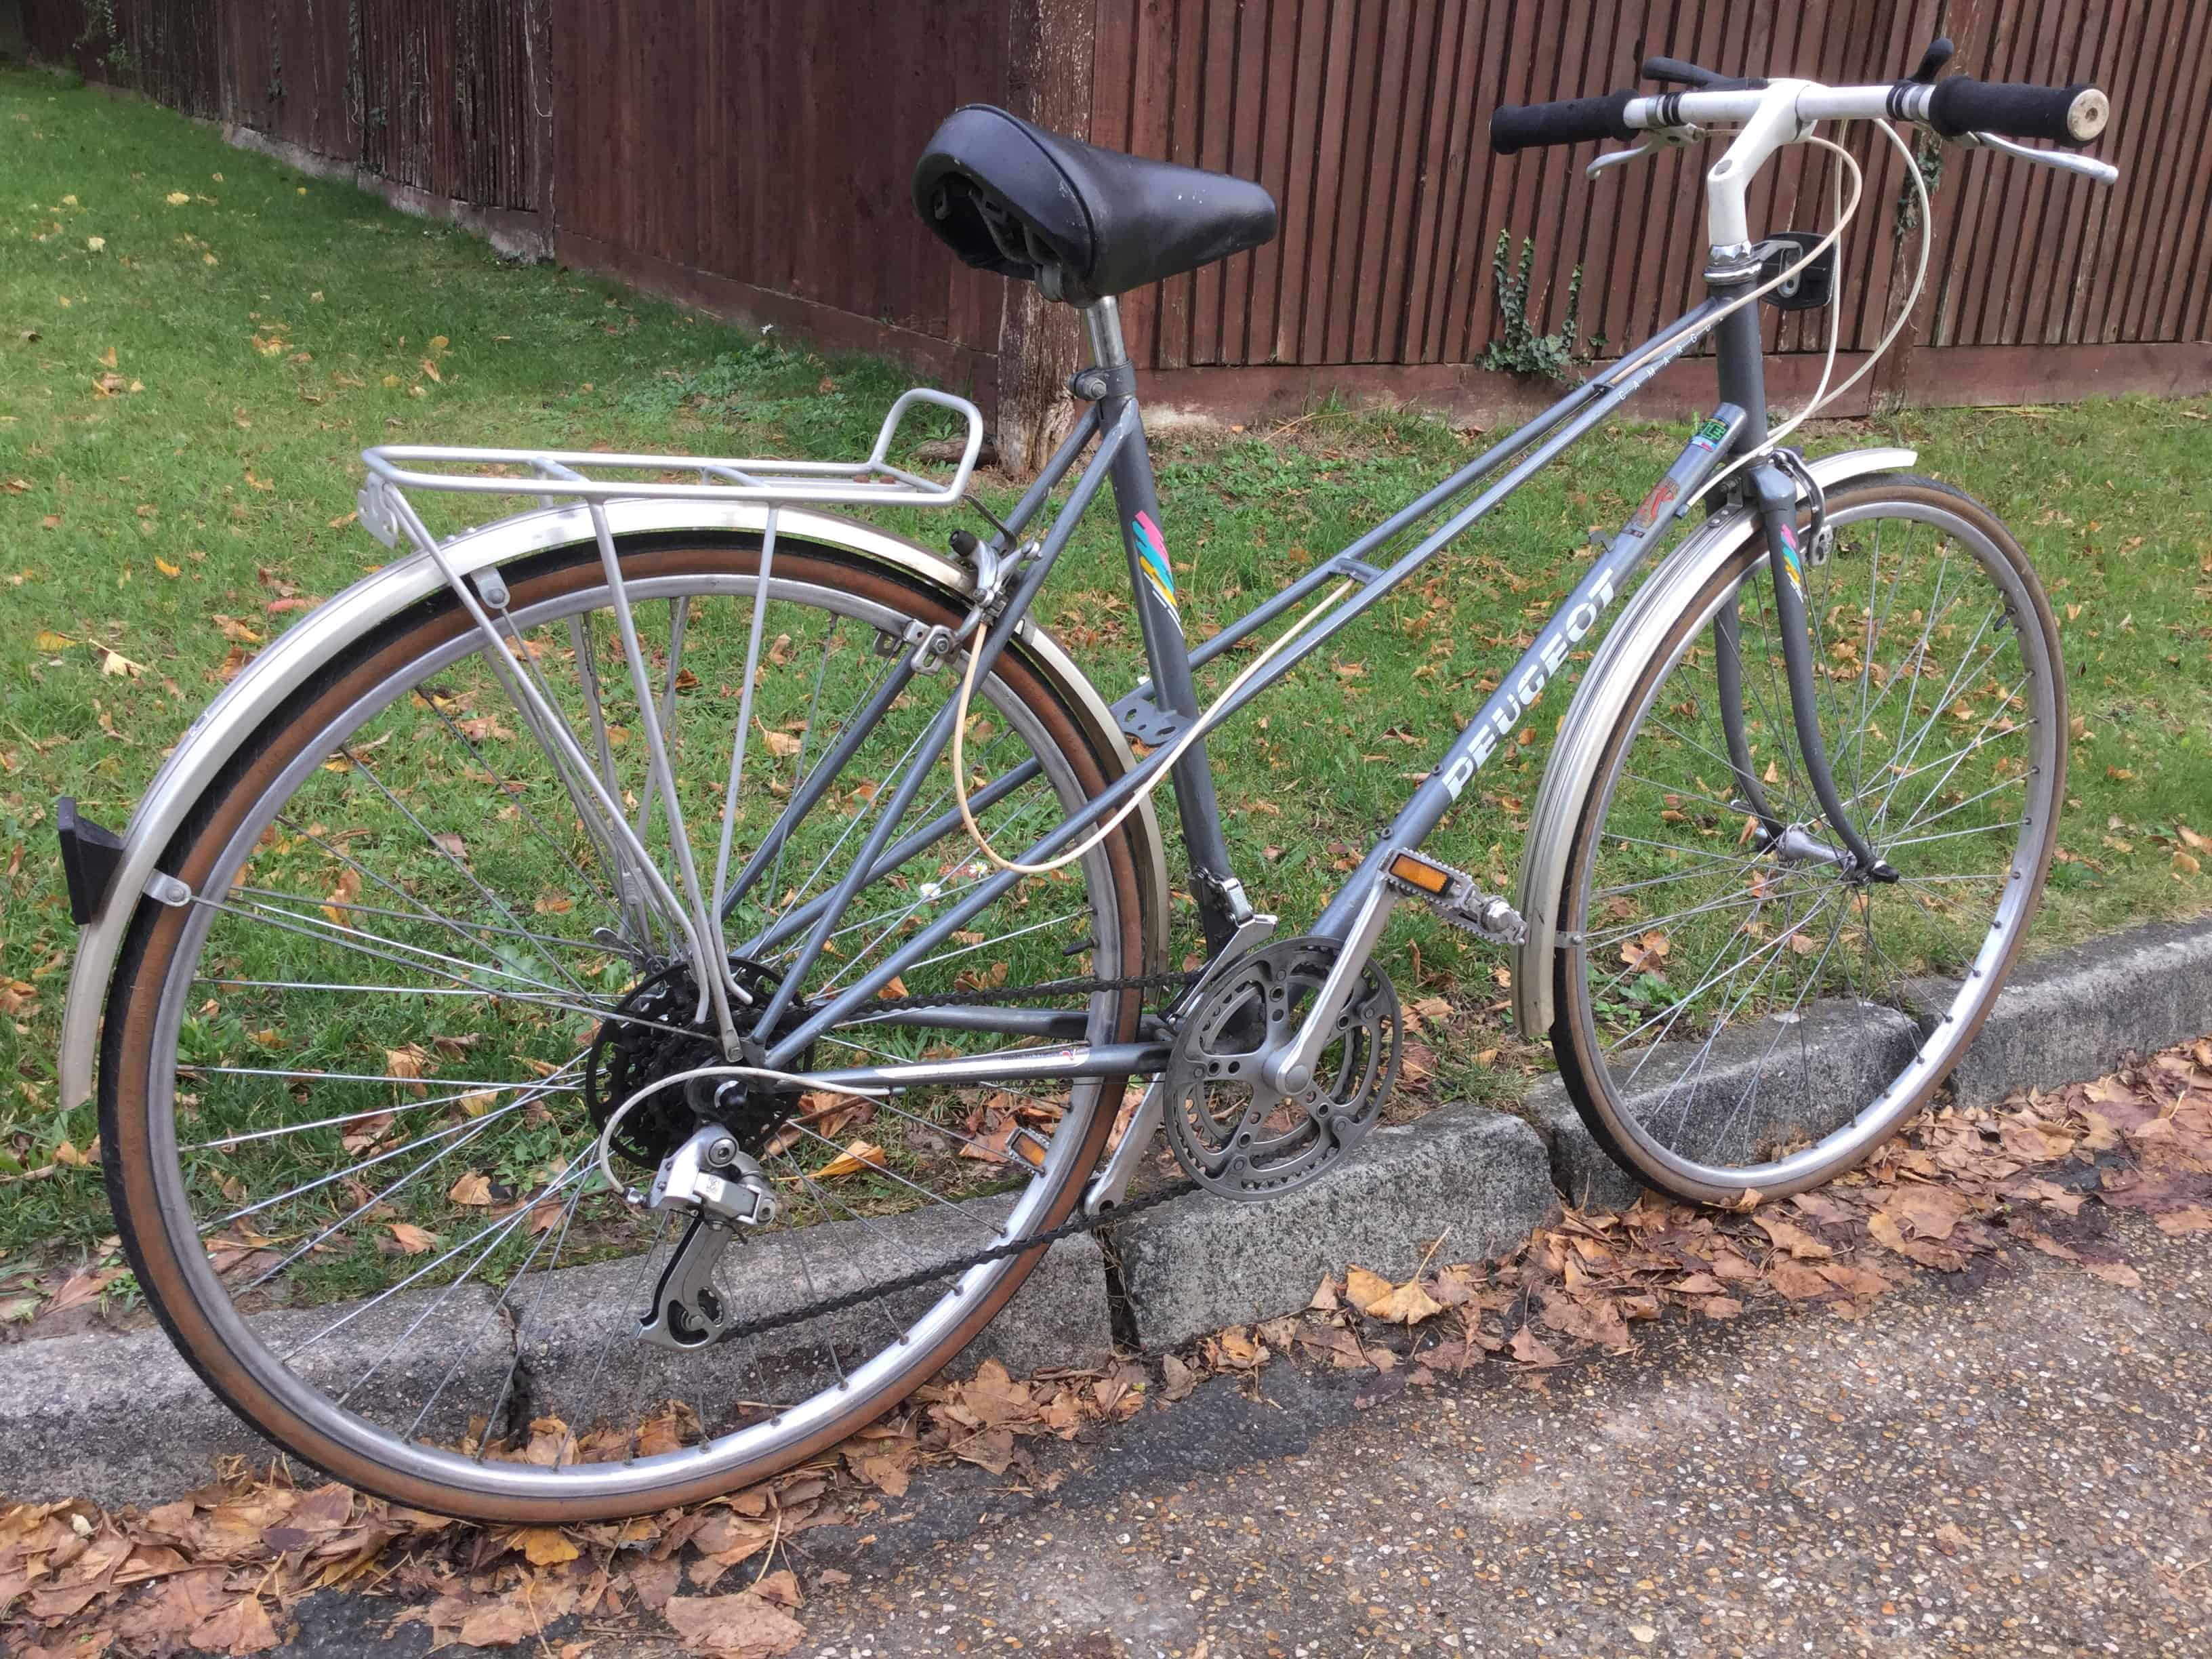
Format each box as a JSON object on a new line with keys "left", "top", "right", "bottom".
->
{"left": 182, "top": 1073, "right": 579, "bottom": 1151}
{"left": 409, "top": 690, "right": 621, "bottom": 921}
{"left": 212, "top": 1100, "right": 529, "bottom": 1230}
{"left": 339, "top": 741, "right": 592, "bottom": 998}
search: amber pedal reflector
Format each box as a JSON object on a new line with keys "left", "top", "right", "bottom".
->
{"left": 1388, "top": 853, "right": 1452, "bottom": 895}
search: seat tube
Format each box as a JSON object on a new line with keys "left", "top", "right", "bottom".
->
{"left": 1080, "top": 298, "right": 1248, "bottom": 949}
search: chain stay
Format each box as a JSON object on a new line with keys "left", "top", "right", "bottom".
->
{"left": 701, "top": 966, "right": 1200, "bottom": 1345}
{"left": 861, "top": 967, "right": 1198, "bottom": 1012}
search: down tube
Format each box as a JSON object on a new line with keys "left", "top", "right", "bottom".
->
{"left": 1313, "top": 403, "right": 1748, "bottom": 938}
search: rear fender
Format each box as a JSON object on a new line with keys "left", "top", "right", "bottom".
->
{"left": 58, "top": 503, "right": 1169, "bottom": 1108}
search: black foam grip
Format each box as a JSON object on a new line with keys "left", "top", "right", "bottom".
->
{"left": 1927, "top": 77, "right": 2102, "bottom": 146}
{"left": 1490, "top": 89, "right": 1637, "bottom": 155}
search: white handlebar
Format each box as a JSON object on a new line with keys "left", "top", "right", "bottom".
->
{"left": 1612, "top": 79, "right": 2114, "bottom": 251}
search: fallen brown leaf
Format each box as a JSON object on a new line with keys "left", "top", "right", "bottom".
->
{"left": 809, "top": 1140, "right": 887, "bottom": 1181}
{"left": 1753, "top": 1213, "right": 1835, "bottom": 1260}
{"left": 1507, "top": 1324, "right": 1563, "bottom": 1366}
{"left": 188, "top": 1594, "right": 278, "bottom": 1654}
{"left": 1366, "top": 1277, "right": 1447, "bottom": 1327}
{"left": 1343, "top": 1265, "right": 1393, "bottom": 1311}
{"left": 1161, "top": 1353, "right": 1199, "bottom": 1401}
{"left": 662, "top": 1590, "right": 805, "bottom": 1658}
{"left": 1878, "top": 1183, "right": 1973, "bottom": 1242}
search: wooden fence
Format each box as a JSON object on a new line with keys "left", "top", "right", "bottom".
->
{"left": 24, "top": 0, "right": 2212, "bottom": 445}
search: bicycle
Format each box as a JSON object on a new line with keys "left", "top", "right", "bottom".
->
{"left": 56, "top": 39, "right": 2116, "bottom": 1521}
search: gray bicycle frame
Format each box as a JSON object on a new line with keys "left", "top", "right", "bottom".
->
{"left": 749, "top": 276, "right": 1811, "bottom": 1093}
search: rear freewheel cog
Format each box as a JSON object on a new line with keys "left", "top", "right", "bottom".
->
{"left": 1162, "top": 937, "right": 1400, "bottom": 1200}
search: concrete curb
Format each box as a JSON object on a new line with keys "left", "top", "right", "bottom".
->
{"left": 1107, "top": 1103, "right": 1561, "bottom": 1351}
{"left": 12, "top": 914, "right": 2207, "bottom": 1507}
{"left": 1528, "top": 914, "right": 2212, "bottom": 1213}
{"left": 1900, "top": 915, "right": 2212, "bottom": 1110}
{"left": 3, "top": 1216, "right": 1109, "bottom": 1508}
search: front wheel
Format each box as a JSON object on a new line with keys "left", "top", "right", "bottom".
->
{"left": 1551, "top": 477, "right": 2064, "bottom": 1203}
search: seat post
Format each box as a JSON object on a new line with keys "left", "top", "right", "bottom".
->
{"left": 1076, "top": 295, "right": 1252, "bottom": 951}
{"left": 1082, "top": 294, "right": 1130, "bottom": 371}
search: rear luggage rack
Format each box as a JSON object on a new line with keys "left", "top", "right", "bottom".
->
{"left": 356, "top": 386, "right": 986, "bottom": 548}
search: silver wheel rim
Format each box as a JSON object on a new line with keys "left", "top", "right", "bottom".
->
{"left": 1565, "top": 496, "right": 2060, "bottom": 1199}
{"left": 132, "top": 552, "right": 1128, "bottom": 1506}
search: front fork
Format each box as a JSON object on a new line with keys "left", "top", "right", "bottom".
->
{"left": 1704, "top": 289, "right": 1891, "bottom": 886}
{"left": 1721, "top": 457, "right": 1893, "bottom": 883}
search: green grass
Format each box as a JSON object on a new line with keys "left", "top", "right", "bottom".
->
{"left": 4, "top": 67, "right": 2209, "bottom": 1267}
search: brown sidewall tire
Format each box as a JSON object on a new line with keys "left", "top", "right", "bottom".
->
{"left": 1549, "top": 478, "right": 2064, "bottom": 1204}
{"left": 100, "top": 535, "right": 1149, "bottom": 1521}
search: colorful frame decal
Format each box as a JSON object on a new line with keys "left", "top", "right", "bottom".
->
{"left": 1131, "top": 510, "right": 1180, "bottom": 627}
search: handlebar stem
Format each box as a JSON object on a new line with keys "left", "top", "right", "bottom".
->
{"left": 1626, "top": 79, "right": 1942, "bottom": 258}
{"left": 1699, "top": 79, "right": 1812, "bottom": 249}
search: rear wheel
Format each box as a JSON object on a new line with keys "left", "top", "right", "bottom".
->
{"left": 1551, "top": 478, "right": 2064, "bottom": 1202}
{"left": 100, "top": 533, "right": 1151, "bottom": 1520}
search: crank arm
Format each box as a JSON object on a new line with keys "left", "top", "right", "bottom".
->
{"left": 1262, "top": 882, "right": 1397, "bottom": 1095}
{"left": 1083, "top": 1074, "right": 1167, "bottom": 1215}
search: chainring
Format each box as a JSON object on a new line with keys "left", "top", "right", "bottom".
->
{"left": 583, "top": 958, "right": 813, "bottom": 1168}
{"left": 1161, "top": 936, "right": 1400, "bottom": 1200}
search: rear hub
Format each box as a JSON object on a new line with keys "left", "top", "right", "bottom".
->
{"left": 583, "top": 957, "right": 817, "bottom": 1168}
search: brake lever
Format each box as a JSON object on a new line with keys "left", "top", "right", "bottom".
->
{"left": 1584, "top": 125, "right": 1706, "bottom": 180}
{"left": 1963, "top": 130, "right": 2118, "bottom": 185}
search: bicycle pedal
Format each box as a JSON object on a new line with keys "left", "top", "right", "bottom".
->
{"left": 1383, "top": 851, "right": 1527, "bottom": 944}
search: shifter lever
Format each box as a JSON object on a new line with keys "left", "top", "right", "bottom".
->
{"left": 1907, "top": 37, "right": 1955, "bottom": 85}
{"left": 1643, "top": 54, "right": 1723, "bottom": 88}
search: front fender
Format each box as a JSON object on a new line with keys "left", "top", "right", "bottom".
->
{"left": 59, "top": 502, "right": 1168, "bottom": 1108}
{"left": 1509, "top": 447, "right": 1917, "bottom": 1040}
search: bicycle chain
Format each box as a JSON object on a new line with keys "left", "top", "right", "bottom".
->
{"left": 708, "top": 966, "right": 1204, "bottom": 1344}
{"left": 715, "top": 1172, "right": 1198, "bottom": 1345}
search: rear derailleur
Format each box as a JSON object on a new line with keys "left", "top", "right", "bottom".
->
{"left": 583, "top": 955, "right": 805, "bottom": 1351}
{"left": 636, "top": 1125, "right": 781, "bottom": 1351}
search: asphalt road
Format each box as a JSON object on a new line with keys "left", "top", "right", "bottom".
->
{"left": 277, "top": 1203, "right": 2211, "bottom": 1658}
